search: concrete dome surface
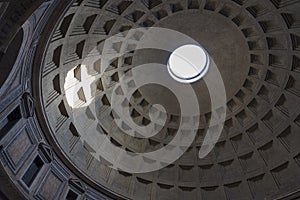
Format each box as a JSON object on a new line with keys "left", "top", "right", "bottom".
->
{"left": 0, "top": 0, "right": 300, "bottom": 200}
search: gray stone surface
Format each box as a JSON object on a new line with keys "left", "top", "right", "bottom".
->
{"left": 0, "top": 0, "right": 300, "bottom": 199}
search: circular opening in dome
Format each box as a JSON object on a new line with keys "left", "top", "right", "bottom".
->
{"left": 167, "top": 44, "right": 210, "bottom": 83}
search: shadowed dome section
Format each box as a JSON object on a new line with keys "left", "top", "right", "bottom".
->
{"left": 40, "top": 0, "right": 300, "bottom": 199}
{"left": 0, "top": 28, "right": 24, "bottom": 88}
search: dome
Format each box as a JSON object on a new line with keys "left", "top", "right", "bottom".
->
{"left": 0, "top": 0, "right": 300, "bottom": 199}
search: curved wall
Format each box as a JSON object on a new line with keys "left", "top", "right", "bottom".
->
{"left": 0, "top": 0, "right": 300, "bottom": 200}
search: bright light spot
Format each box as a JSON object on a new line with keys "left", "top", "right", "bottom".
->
{"left": 167, "top": 44, "right": 209, "bottom": 83}
{"left": 64, "top": 65, "right": 96, "bottom": 108}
